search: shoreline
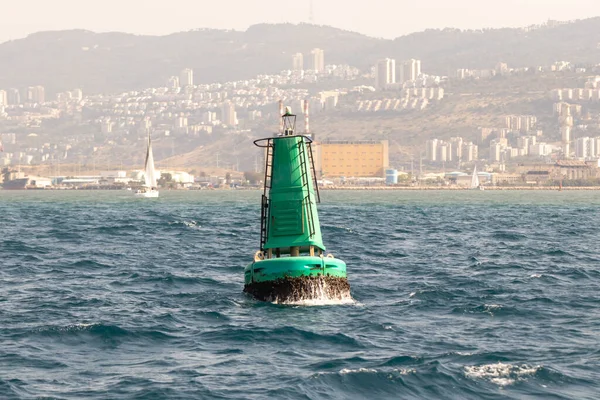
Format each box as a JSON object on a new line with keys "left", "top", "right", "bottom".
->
{"left": 320, "top": 186, "right": 600, "bottom": 190}
{"left": 2, "top": 186, "right": 600, "bottom": 191}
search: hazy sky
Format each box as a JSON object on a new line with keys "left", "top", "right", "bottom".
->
{"left": 2, "top": 0, "right": 600, "bottom": 43}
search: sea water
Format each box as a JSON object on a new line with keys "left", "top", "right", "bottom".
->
{"left": 1, "top": 190, "right": 599, "bottom": 399}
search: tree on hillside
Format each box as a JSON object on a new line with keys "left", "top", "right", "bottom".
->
{"left": 158, "top": 173, "right": 176, "bottom": 189}
{"left": 244, "top": 171, "right": 263, "bottom": 184}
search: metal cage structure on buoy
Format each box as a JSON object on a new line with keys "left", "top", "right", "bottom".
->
{"left": 243, "top": 107, "right": 351, "bottom": 303}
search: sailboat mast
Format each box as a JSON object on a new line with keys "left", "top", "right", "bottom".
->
{"left": 144, "top": 132, "right": 151, "bottom": 170}
{"left": 471, "top": 165, "right": 479, "bottom": 188}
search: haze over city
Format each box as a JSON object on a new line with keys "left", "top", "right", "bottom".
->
{"left": 2, "top": 0, "right": 600, "bottom": 192}
{"left": 2, "top": 0, "right": 600, "bottom": 42}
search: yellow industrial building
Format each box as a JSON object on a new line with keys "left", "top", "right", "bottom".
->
{"left": 314, "top": 140, "right": 389, "bottom": 178}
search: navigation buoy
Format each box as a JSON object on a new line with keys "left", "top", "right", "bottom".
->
{"left": 244, "top": 107, "right": 351, "bottom": 303}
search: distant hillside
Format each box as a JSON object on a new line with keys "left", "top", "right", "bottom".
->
{"left": 1, "top": 19, "right": 600, "bottom": 94}
{"left": 389, "top": 18, "right": 600, "bottom": 75}
{"left": 0, "top": 24, "right": 379, "bottom": 94}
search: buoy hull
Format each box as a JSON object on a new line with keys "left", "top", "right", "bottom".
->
{"left": 244, "top": 256, "right": 349, "bottom": 302}
{"left": 244, "top": 256, "right": 346, "bottom": 284}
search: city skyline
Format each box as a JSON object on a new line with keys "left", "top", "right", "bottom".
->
{"left": 1, "top": 15, "right": 600, "bottom": 187}
{"left": 2, "top": 0, "right": 600, "bottom": 44}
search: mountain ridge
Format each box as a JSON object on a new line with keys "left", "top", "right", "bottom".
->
{"left": 0, "top": 19, "right": 599, "bottom": 94}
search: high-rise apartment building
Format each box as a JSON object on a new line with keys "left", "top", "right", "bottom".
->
{"left": 505, "top": 115, "right": 521, "bottom": 131}
{"left": 561, "top": 126, "right": 571, "bottom": 158}
{"left": 575, "top": 137, "right": 598, "bottom": 159}
{"left": 8, "top": 88, "right": 20, "bottom": 105}
{"left": 26, "top": 87, "right": 34, "bottom": 103}
{"left": 180, "top": 68, "right": 194, "bottom": 87}
{"left": 462, "top": 142, "right": 478, "bottom": 161}
{"left": 101, "top": 118, "right": 113, "bottom": 134}
{"left": 425, "top": 137, "right": 478, "bottom": 163}
{"left": 292, "top": 53, "right": 304, "bottom": 71}
{"left": 202, "top": 111, "right": 217, "bottom": 124}
{"left": 505, "top": 115, "right": 537, "bottom": 132}
{"left": 309, "top": 48, "right": 325, "bottom": 73}
{"left": 71, "top": 89, "right": 83, "bottom": 102}
{"left": 398, "top": 59, "right": 421, "bottom": 83}
{"left": 495, "top": 62, "right": 509, "bottom": 75}
{"left": 176, "top": 113, "right": 188, "bottom": 128}
{"left": 27, "top": 86, "right": 45, "bottom": 103}
{"left": 450, "top": 137, "right": 463, "bottom": 160}
{"left": 324, "top": 95, "right": 338, "bottom": 110}
{"left": 489, "top": 140, "right": 505, "bottom": 162}
{"left": 516, "top": 136, "right": 536, "bottom": 156}
{"left": 221, "top": 102, "right": 238, "bottom": 126}
{"left": 167, "top": 76, "right": 180, "bottom": 89}
{"left": 529, "top": 143, "right": 552, "bottom": 156}
{"left": 426, "top": 139, "right": 438, "bottom": 161}
{"left": 0, "top": 90, "right": 6, "bottom": 106}
{"left": 438, "top": 142, "right": 450, "bottom": 162}
{"left": 35, "top": 86, "right": 45, "bottom": 103}
{"left": 375, "top": 58, "right": 396, "bottom": 90}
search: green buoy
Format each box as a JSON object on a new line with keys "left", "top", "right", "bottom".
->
{"left": 244, "top": 107, "right": 351, "bottom": 303}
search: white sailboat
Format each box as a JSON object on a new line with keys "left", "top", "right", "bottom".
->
{"left": 135, "top": 133, "right": 159, "bottom": 198}
{"left": 471, "top": 165, "right": 483, "bottom": 190}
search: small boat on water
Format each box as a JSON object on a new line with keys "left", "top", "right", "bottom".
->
{"left": 135, "top": 133, "right": 159, "bottom": 198}
{"left": 471, "top": 166, "right": 484, "bottom": 191}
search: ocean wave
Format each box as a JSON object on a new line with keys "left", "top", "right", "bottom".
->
{"left": 0, "top": 240, "right": 51, "bottom": 254}
{"left": 1, "top": 352, "right": 69, "bottom": 370}
{"left": 378, "top": 355, "right": 422, "bottom": 367}
{"left": 0, "top": 378, "right": 27, "bottom": 399}
{"left": 67, "top": 259, "right": 113, "bottom": 270}
{"left": 304, "top": 365, "right": 431, "bottom": 400}
{"left": 131, "top": 273, "right": 224, "bottom": 286}
{"left": 490, "top": 231, "right": 528, "bottom": 241}
{"left": 321, "top": 224, "right": 355, "bottom": 234}
{"left": 23, "top": 323, "right": 177, "bottom": 343}
{"left": 464, "top": 362, "right": 541, "bottom": 386}
{"left": 201, "top": 326, "right": 364, "bottom": 348}
{"left": 168, "top": 220, "right": 202, "bottom": 229}
{"left": 89, "top": 224, "right": 140, "bottom": 235}
{"left": 272, "top": 294, "right": 356, "bottom": 307}
{"left": 453, "top": 303, "right": 525, "bottom": 317}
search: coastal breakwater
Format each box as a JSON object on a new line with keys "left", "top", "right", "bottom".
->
{"left": 321, "top": 186, "right": 600, "bottom": 190}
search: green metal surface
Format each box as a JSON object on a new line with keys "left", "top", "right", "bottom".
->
{"left": 244, "top": 256, "right": 347, "bottom": 284}
{"left": 246, "top": 122, "right": 349, "bottom": 292}
{"left": 264, "top": 135, "right": 324, "bottom": 252}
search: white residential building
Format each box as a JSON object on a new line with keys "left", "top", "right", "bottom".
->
{"left": 398, "top": 59, "right": 421, "bottom": 83}
{"left": 221, "top": 102, "right": 237, "bottom": 126}
{"left": 375, "top": 58, "right": 396, "bottom": 90}
{"left": 575, "top": 137, "right": 598, "bottom": 159}
{"left": 309, "top": 48, "right": 325, "bottom": 73}
{"left": 179, "top": 68, "right": 194, "bottom": 87}
{"left": 426, "top": 139, "right": 438, "bottom": 161}
{"left": 292, "top": 53, "right": 304, "bottom": 71}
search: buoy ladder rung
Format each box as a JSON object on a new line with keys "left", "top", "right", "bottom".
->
{"left": 264, "top": 139, "right": 274, "bottom": 194}
{"left": 298, "top": 139, "right": 316, "bottom": 238}
{"left": 306, "top": 142, "right": 320, "bottom": 203}
{"left": 259, "top": 194, "right": 269, "bottom": 251}
{"left": 260, "top": 139, "right": 273, "bottom": 251}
